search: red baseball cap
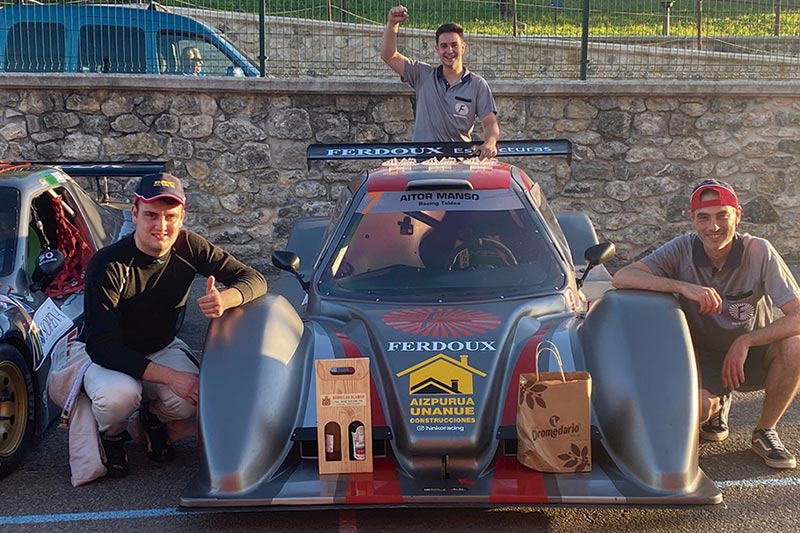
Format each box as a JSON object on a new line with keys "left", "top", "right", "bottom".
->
{"left": 690, "top": 179, "right": 738, "bottom": 211}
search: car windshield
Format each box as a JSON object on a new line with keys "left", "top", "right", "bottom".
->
{"left": 0, "top": 188, "right": 20, "bottom": 277}
{"left": 317, "top": 188, "right": 567, "bottom": 302}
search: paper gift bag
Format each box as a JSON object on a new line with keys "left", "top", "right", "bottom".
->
{"left": 517, "top": 340, "right": 592, "bottom": 473}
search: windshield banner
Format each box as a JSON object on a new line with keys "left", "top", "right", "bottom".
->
{"left": 357, "top": 189, "right": 523, "bottom": 214}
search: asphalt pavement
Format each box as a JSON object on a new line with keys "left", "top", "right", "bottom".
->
{"left": 2, "top": 277, "right": 800, "bottom": 532}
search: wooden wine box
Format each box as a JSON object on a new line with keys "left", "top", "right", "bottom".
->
{"left": 315, "top": 358, "right": 373, "bottom": 474}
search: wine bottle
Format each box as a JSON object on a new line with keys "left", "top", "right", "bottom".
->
{"left": 349, "top": 421, "right": 366, "bottom": 461}
{"left": 324, "top": 422, "right": 341, "bottom": 461}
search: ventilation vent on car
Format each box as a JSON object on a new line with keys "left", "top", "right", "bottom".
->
{"left": 405, "top": 179, "right": 473, "bottom": 190}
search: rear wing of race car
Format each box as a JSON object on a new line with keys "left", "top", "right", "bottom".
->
{"left": 41, "top": 162, "right": 167, "bottom": 178}
{"left": 306, "top": 139, "right": 572, "bottom": 164}
{"left": 36, "top": 161, "right": 167, "bottom": 203}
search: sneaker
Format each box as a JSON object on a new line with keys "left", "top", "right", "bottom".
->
{"left": 700, "top": 393, "right": 731, "bottom": 442}
{"left": 140, "top": 405, "right": 175, "bottom": 463}
{"left": 100, "top": 432, "right": 130, "bottom": 478}
{"left": 752, "top": 429, "right": 797, "bottom": 469}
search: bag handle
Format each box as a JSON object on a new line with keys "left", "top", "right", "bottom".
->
{"left": 535, "top": 340, "right": 566, "bottom": 383}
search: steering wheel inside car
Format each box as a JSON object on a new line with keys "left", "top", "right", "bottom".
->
{"left": 448, "top": 238, "right": 518, "bottom": 270}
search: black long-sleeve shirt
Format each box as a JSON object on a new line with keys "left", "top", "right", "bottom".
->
{"left": 80, "top": 230, "right": 267, "bottom": 378}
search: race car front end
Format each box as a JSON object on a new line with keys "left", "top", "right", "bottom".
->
{"left": 182, "top": 293, "right": 720, "bottom": 508}
{"left": 181, "top": 141, "right": 721, "bottom": 509}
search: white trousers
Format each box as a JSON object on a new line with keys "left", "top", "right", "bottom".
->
{"left": 80, "top": 339, "right": 199, "bottom": 436}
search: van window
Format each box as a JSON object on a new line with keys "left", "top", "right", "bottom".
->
{"left": 78, "top": 25, "right": 146, "bottom": 73}
{"left": 5, "top": 22, "right": 66, "bottom": 72}
{"left": 158, "top": 33, "right": 242, "bottom": 77}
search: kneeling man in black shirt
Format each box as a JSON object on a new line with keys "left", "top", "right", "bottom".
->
{"left": 76, "top": 172, "right": 266, "bottom": 477}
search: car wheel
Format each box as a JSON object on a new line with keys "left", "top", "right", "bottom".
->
{"left": 0, "top": 344, "right": 35, "bottom": 479}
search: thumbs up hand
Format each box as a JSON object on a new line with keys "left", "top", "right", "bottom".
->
{"left": 197, "top": 275, "right": 224, "bottom": 318}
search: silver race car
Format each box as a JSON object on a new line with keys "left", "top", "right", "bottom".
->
{"left": 182, "top": 140, "right": 721, "bottom": 508}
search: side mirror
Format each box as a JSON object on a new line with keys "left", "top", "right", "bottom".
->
{"left": 271, "top": 250, "right": 308, "bottom": 292}
{"left": 272, "top": 250, "right": 300, "bottom": 273}
{"left": 578, "top": 242, "right": 615, "bottom": 288}
{"left": 584, "top": 242, "right": 615, "bottom": 268}
{"left": 32, "top": 248, "right": 65, "bottom": 291}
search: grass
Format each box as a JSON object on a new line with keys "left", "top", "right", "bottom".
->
{"left": 50, "top": 0, "right": 800, "bottom": 37}
{"left": 251, "top": 1, "right": 800, "bottom": 37}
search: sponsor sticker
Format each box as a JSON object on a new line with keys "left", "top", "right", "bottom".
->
{"left": 388, "top": 340, "right": 496, "bottom": 352}
{"left": 326, "top": 147, "right": 446, "bottom": 158}
{"left": 321, "top": 393, "right": 367, "bottom": 407}
{"left": 397, "top": 353, "right": 486, "bottom": 427}
{"left": 312, "top": 141, "right": 564, "bottom": 160}
{"left": 357, "top": 189, "right": 522, "bottom": 214}
{"left": 32, "top": 298, "right": 73, "bottom": 365}
{"left": 39, "top": 171, "right": 64, "bottom": 186}
{"left": 383, "top": 308, "right": 500, "bottom": 338}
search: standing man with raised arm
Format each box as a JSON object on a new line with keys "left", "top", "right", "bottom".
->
{"left": 380, "top": 5, "right": 500, "bottom": 159}
{"left": 613, "top": 179, "right": 800, "bottom": 469}
{"left": 77, "top": 172, "right": 266, "bottom": 478}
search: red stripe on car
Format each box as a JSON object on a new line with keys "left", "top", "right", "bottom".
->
{"left": 345, "top": 458, "right": 404, "bottom": 504}
{"left": 500, "top": 322, "right": 554, "bottom": 425}
{"left": 467, "top": 169, "right": 511, "bottom": 190}
{"left": 489, "top": 456, "right": 548, "bottom": 503}
{"left": 333, "top": 330, "right": 387, "bottom": 427}
{"left": 367, "top": 173, "right": 409, "bottom": 192}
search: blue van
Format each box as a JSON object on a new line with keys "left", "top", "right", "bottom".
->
{"left": 0, "top": 4, "right": 260, "bottom": 77}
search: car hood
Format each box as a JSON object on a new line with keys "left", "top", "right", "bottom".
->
{"left": 310, "top": 295, "right": 571, "bottom": 477}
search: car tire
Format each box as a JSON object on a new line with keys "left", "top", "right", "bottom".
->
{"left": 0, "top": 344, "right": 35, "bottom": 479}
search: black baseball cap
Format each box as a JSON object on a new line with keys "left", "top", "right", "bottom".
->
{"left": 134, "top": 172, "right": 186, "bottom": 205}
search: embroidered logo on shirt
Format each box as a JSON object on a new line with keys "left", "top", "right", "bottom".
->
{"left": 728, "top": 302, "right": 755, "bottom": 322}
{"left": 454, "top": 102, "right": 470, "bottom": 117}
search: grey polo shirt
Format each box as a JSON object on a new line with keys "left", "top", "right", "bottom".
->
{"left": 401, "top": 58, "right": 497, "bottom": 142}
{"left": 641, "top": 233, "right": 800, "bottom": 353}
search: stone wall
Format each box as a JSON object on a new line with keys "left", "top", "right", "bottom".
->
{"left": 1, "top": 75, "right": 799, "bottom": 271}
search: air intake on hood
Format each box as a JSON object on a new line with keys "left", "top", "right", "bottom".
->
{"left": 405, "top": 179, "right": 473, "bottom": 190}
